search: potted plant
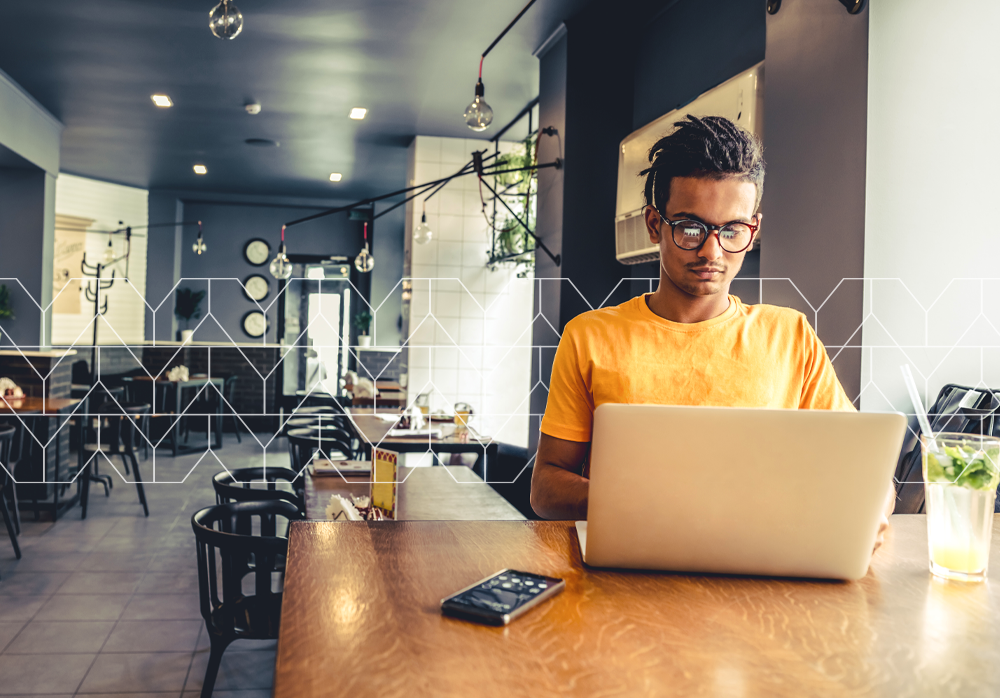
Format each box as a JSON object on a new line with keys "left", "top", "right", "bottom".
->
{"left": 0, "top": 285, "right": 13, "bottom": 320}
{"left": 354, "top": 309, "right": 373, "bottom": 347}
{"left": 175, "top": 287, "right": 206, "bottom": 343}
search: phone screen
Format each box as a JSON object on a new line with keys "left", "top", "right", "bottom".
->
{"left": 441, "top": 569, "right": 565, "bottom": 626}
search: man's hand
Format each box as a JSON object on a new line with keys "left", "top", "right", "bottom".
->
{"left": 530, "top": 433, "right": 591, "bottom": 520}
{"left": 873, "top": 484, "right": 896, "bottom": 553}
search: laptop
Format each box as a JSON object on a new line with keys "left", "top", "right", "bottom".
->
{"left": 576, "top": 404, "right": 907, "bottom": 580}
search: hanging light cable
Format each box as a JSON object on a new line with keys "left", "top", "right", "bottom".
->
{"left": 102, "top": 230, "right": 116, "bottom": 265}
{"left": 463, "top": 0, "right": 537, "bottom": 131}
{"left": 269, "top": 225, "right": 292, "bottom": 280}
{"left": 355, "top": 222, "right": 374, "bottom": 273}
{"left": 414, "top": 201, "right": 433, "bottom": 245}
{"left": 209, "top": 0, "right": 243, "bottom": 39}
{"left": 192, "top": 221, "right": 207, "bottom": 255}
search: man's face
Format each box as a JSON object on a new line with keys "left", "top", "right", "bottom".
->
{"left": 643, "top": 176, "right": 760, "bottom": 299}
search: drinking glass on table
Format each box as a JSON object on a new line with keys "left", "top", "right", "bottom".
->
{"left": 922, "top": 432, "right": 1000, "bottom": 582}
{"left": 453, "top": 402, "right": 473, "bottom": 434}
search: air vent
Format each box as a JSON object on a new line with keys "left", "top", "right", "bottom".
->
{"left": 245, "top": 138, "right": 280, "bottom": 147}
{"left": 615, "top": 211, "right": 658, "bottom": 265}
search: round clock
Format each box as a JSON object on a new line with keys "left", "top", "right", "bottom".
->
{"left": 243, "top": 274, "right": 269, "bottom": 302}
{"left": 241, "top": 310, "right": 269, "bottom": 338}
{"left": 243, "top": 238, "right": 271, "bottom": 266}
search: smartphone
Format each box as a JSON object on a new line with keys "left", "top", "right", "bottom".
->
{"left": 440, "top": 569, "right": 565, "bottom": 626}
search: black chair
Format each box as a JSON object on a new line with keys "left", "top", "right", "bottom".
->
{"left": 80, "top": 402, "right": 150, "bottom": 518}
{"left": 220, "top": 375, "right": 243, "bottom": 443}
{"left": 486, "top": 442, "right": 542, "bottom": 520}
{"left": 0, "top": 419, "right": 25, "bottom": 536}
{"left": 192, "top": 500, "right": 300, "bottom": 698}
{"left": 286, "top": 429, "right": 354, "bottom": 473}
{"left": 212, "top": 467, "right": 304, "bottom": 512}
{"left": 0, "top": 426, "right": 22, "bottom": 565}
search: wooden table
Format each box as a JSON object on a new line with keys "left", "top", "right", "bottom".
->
{"left": 275, "top": 515, "right": 1000, "bottom": 697}
{"left": 304, "top": 465, "right": 526, "bottom": 521}
{"left": 0, "top": 397, "right": 81, "bottom": 519}
{"left": 124, "top": 376, "right": 224, "bottom": 456}
{"left": 348, "top": 410, "right": 498, "bottom": 479}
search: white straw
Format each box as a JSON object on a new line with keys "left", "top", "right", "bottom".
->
{"left": 901, "top": 364, "right": 938, "bottom": 451}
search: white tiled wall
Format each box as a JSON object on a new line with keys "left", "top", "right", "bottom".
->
{"left": 405, "top": 136, "right": 534, "bottom": 449}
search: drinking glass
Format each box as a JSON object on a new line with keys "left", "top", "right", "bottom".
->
{"left": 922, "top": 432, "right": 1000, "bottom": 581}
{"left": 453, "top": 402, "right": 473, "bottom": 433}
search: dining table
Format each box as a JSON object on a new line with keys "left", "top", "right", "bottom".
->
{"left": 124, "top": 375, "right": 224, "bottom": 456}
{"left": 0, "top": 396, "right": 81, "bottom": 519}
{"left": 303, "top": 463, "right": 526, "bottom": 521}
{"left": 274, "top": 514, "right": 1000, "bottom": 697}
{"left": 347, "top": 408, "right": 498, "bottom": 479}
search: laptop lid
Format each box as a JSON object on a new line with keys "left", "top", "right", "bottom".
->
{"left": 583, "top": 404, "right": 907, "bottom": 580}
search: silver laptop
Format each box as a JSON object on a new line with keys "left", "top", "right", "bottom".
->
{"left": 576, "top": 404, "right": 907, "bottom": 580}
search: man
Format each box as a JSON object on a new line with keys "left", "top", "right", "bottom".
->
{"left": 530, "top": 115, "right": 890, "bottom": 543}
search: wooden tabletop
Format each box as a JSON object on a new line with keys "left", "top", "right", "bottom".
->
{"left": 275, "top": 515, "right": 1000, "bottom": 697}
{"left": 304, "top": 465, "right": 526, "bottom": 521}
{"left": 0, "top": 397, "right": 80, "bottom": 414}
{"left": 348, "top": 412, "right": 490, "bottom": 450}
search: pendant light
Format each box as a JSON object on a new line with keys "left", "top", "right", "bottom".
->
{"left": 464, "top": 58, "right": 494, "bottom": 132}
{"left": 209, "top": 0, "right": 243, "bottom": 39}
{"left": 414, "top": 204, "right": 433, "bottom": 245}
{"left": 355, "top": 222, "right": 375, "bottom": 273}
{"left": 191, "top": 221, "right": 207, "bottom": 255}
{"left": 269, "top": 225, "right": 293, "bottom": 280}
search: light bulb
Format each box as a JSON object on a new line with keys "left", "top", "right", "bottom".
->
{"left": 269, "top": 245, "right": 293, "bottom": 280}
{"left": 354, "top": 243, "right": 374, "bottom": 273}
{"left": 463, "top": 79, "right": 493, "bottom": 132}
{"left": 102, "top": 242, "right": 116, "bottom": 265}
{"left": 209, "top": 0, "right": 243, "bottom": 39}
{"left": 192, "top": 234, "right": 207, "bottom": 255}
{"left": 414, "top": 212, "right": 433, "bottom": 245}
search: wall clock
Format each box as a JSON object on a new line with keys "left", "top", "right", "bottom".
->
{"left": 243, "top": 274, "right": 269, "bottom": 302}
{"left": 243, "top": 238, "right": 271, "bottom": 266}
{"left": 242, "top": 310, "right": 269, "bottom": 338}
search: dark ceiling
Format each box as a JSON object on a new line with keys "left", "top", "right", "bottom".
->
{"left": 0, "top": 0, "right": 587, "bottom": 200}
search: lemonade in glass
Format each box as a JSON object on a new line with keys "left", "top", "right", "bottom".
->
{"left": 922, "top": 432, "right": 1000, "bottom": 581}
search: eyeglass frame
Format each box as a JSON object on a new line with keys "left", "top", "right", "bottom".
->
{"left": 652, "top": 208, "right": 760, "bottom": 254}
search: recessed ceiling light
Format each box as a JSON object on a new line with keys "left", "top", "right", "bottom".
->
{"left": 151, "top": 94, "right": 173, "bottom": 108}
{"left": 329, "top": 173, "right": 342, "bottom": 182}
{"left": 349, "top": 108, "right": 367, "bottom": 120}
{"left": 193, "top": 164, "right": 208, "bottom": 175}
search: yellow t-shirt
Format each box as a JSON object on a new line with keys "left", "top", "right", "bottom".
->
{"left": 540, "top": 294, "right": 855, "bottom": 443}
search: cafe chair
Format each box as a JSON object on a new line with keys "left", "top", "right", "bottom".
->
{"left": 0, "top": 425, "right": 22, "bottom": 563}
{"left": 212, "top": 467, "right": 304, "bottom": 513}
{"left": 0, "top": 419, "right": 25, "bottom": 535}
{"left": 486, "top": 442, "right": 542, "bottom": 521}
{"left": 80, "top": 402, "right": 151, "bottom": 518}
{"left": 286, "top": 429, "right": 354, "bottom": 473}
{"left": 191, "top": 499, "right": 300, "bottom": 698}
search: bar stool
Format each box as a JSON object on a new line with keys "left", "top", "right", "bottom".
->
{"left": 80, "top": 403, "right": 151, "bottom": 518}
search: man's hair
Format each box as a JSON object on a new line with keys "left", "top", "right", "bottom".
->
{"left": 640, "top": 115, "right": 765, "bottom": 215}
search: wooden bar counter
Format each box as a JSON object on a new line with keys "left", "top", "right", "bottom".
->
{"left": 275, "top": 515, "right": 1000, "bottom": 697}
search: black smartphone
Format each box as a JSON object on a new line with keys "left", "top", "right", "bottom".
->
{"left": 440, "top": 569, "right": 565, "bottom": 626}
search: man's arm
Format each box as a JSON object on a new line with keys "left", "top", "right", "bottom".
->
{"left": 530, "top": 433, "right": 591, "bottom": 520}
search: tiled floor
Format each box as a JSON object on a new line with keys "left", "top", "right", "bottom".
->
{"left": 0, "top": 436, "right": 280, "bottom": 697}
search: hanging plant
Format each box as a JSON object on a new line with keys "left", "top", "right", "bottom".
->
{"left": 487, "top": 134, "right": 538, "bottom": 277}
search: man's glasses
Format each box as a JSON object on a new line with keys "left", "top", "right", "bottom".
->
{"left": 658, "top": 212, "right": 758, "bottom": 254}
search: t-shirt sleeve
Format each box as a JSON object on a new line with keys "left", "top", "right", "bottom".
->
{"left": 798, "top": 317, "right": 856, "bottom": 412}
{"left": 540, "top": 320, "right": 595, "bottom": 442}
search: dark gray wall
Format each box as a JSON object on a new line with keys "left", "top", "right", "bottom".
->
{"left": 530, "top": 31, "right": 568, "bottom": 452}
{"left": 0, "top": 167, "right": 54, "bottom": 348}
{"left": 174, "top": 199, "right": 364, "bottom": 343}
{"left": 627, "top": 0, "right": 766, "bottom": 293}
{"left": 145, "top": 191, "right": 183, "bottom": 342}
{"left": 759, "top": 0, "right": 868, "bottom": 402}
{"left": 371, "top": 200, "right": 405, "bottom": 347}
